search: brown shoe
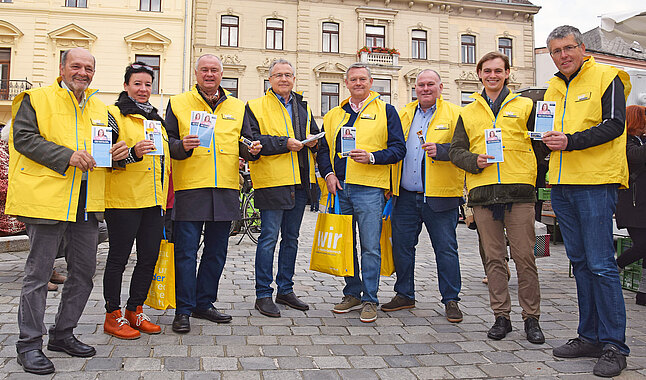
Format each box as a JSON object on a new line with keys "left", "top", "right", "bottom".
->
{"left": 50, "top": 270, "right": 66, "bottom": 284}
{"left": 381, "top": 295, "right": 415, "bottom": 312}
{"left": 445, "top": 300, "right": 463, "bottom": 323}
{"left": 104, "top": 310, "right": 140, "bottom": 340}
{"left": 47, "top": 282, "right": 58, "bottom": 292}
{"left": 125, "top": 306, "right": 161, "bottom": 334}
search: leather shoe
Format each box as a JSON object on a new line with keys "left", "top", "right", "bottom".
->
{"left": 47, "top": 335, "right": 96, "bottom": 357}
{"left": 192, "top": 307, "right": 232, "bottom": 323}
{"left": 17, "top": 349, "right": 55, "bottom": 375}
{"left": 275, "top": 292, "right": 309, "bottom": 311}
{"left": 255, "top": 297, "right": 280, "bottom": 317}
{"left": 487, "top": 316, "right": 512, "bottom": 340}
{"left": 524, "top": 317, "right": 545, "bottom": 344}
{"left": 172, "top": 314, "right": 190, "bottom": 333}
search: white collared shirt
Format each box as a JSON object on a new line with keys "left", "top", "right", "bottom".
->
{"left": 349, "top": 95, "right": 370, "bottom": 114}
{"left": 60, "top": 80, "right": 87, "bottom": 109}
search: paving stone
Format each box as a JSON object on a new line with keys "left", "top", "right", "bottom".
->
{"left": 84, "top": 358, "right": 123, "bottom": 371}
{"left": 140, "top": 371, "right": 182, "bottom": 380}
{"left": 478, "top": 363, "right": 523, "bottom": 377}
{"left": 347, "top": 356, "right": 387, "bottom": 369}
{"left": 261, "top": 370, "right": 303, "bottom": 380}
{"left": 301, "top": 369, "right": 340, "bottom": 380}
{"left": 313, "top": 356, "right": 351, "bottom": 369}
{"left": 337, "top": 369, "right": 378, "bottom": 379}
{"left": 202, "top": 357, "right": 239, "bottom": 371}
{"left": 152, "top": 345, "right": 188, "bottom": 357}
{"left": 395, "top": 343, "right": 434, "bottom": 355}
{"left": 445, "top": 364, "right": 488, "bottom": 378}
{"left": 409, "top": 366, "right": 454, "bottom": 379}
{"left": 184, "top": 372, "right": 222, "bottom": 380}
{"left": 123, "top": 358, "right": 161, "bottom": 371}
{"left": 221, "top": 371, "right": 261, "bottom": 380}
{"left": 239, "top": 357, "right": 277, "bottom": 370}
{"left": 276, "top": 357, "right": 316, "bottom": 370}
{"left": 163, "top": 357, "right": 200, "bottom": 371}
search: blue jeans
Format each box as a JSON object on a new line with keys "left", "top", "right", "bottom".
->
{"left": 255, "top": 188, "right": 308, "bottom": 298}
{"left": 337, "top": 183, "right": 385, "bottom": 304}
{"left": 551, "top": 184, "right": 629, "bottom": 355}
{"left": 174, "top": 221, "right": 231, "bottom": 315}
{"left": 391, "top": 189, "right": 461, "bottom": 304}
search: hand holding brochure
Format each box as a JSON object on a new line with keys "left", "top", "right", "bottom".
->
{"left": 301, "top": 131, "right": 325, "bottom": 145}
{"left": 144, "top": 120, "right": 164, "bottom": 156}
{"left": 485, "top": 128, "right": 503, "bottom": 163}
{"left": 91, "top": 127, "right": 112, "bottom": 167}
{"left": 340, "top": 127, "right": 356, "bottom": 157}
{"left": 189, "top": 111, "right": 215, "bottom": 148}
{"left": 530, "top": 101, "right": 556, "bottom": 140}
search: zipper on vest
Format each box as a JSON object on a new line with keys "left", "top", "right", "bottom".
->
{"left": 492, "top": 94, "right": 520, "bottom": 184}
{"left": 558, "top": 84, "right": 570, "bottom": 185}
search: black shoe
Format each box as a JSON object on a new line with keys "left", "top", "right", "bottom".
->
{"left": 553, "top": 337, "right": 604, "bottom": 358}
{"left": 192, "top": 307, "right": 232, "bottom": 323}
{"left": 524, "top": 317, "right": 545, "bottom": 344}
{"left": 255, "top": 297, "right": 280, "bottom": 317}
{"left": 636, "top": 292, "right": 646, "bottom": 306}
{"left": 172, "top": 314, "right": 191, "bottom": 333}
{"left": 381, "top": 294, "right": 415, "bottom": 312}
{"left": 17, "top": 349, "right": 55, "bottom": 375}
{"left": 275, "top": 292, "right": 309, "bottom": 311}
{"left": 487, "top": 316, "right": 512, "bottom": 340}
{"left": 47, "top": 335, "right": 96, "bottom": 357}
{"left": 593, "top": 345, "right": 627, "bottom": 378}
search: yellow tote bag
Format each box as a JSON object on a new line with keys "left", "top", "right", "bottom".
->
{"left": 144, "top": 236, "right": 176, "bottom": 310}
{"left": 310, "top": 194, "right": 354, "bottom": 277}
{"left": 380, "top": 198, "right": 395, "bottom": 276}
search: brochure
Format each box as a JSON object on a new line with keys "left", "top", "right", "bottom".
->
{"left": 239, "top": 136, "right": 254, "bottom": 148}
{"left": 144, "top": 120, "right": 164, "bottom": 156}
{"left": 530, "top": 101, "right": 556, "bottom": 140}
{"left": 485, "top": 128, "right": 504, "bottom": 163}
{"left": 340, "top": 127, "right": 356, "bottom": 157}
{"left": 190, "top": 112, "right": 215, "bottom": 148}
{"left": 91, "top": 126, "right": 112, "bottom": 167}
{"left": 301, "top": 131, "right": 326, "bottom": 145}
{"left": 416, "top": 130, "right": 425, "bottom": 145}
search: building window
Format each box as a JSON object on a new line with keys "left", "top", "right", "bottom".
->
{"left": 498, "top": 37, "right": 513, "bottom": 66}
{"left": 321, "top": 83, "right": 339, "bottom": 116}
{"left": 365, "top": 25, "right": 385, "bottom": 48}
{"left": 1, "top": 0, "right": 13, "bottom": 2}
{"left": 411, "top": 87, "right": 417, "bottom": 101}
{"left": 139, "top": 0, "right": 161, "bottom": 12}
{"left": 264, "top": 80, "right": 271, "bottom": 93}
{"left": 65, "top": 0, "right": 87, "bottom": 7}
{"left": 411, "top": 30, "right": 427, "bottom": 60}
{"left": 266, "top": 19, "right": 284, "bottom": 50}
{"left": 322, "top": 22, "right": 339, "bottom": 53}
{"left": 220, "top": 16, "right": 239, "bottom": 47}
{"left": 0, "top": 48, "right": 10, "bottom": 100}
{"left": 461, "top": 92, "right": 474, "bottom": 106}
{"left": 134, "top": 54, "right": 160, "bottom": 94}
{"left": 461, "top": 35, "right": 476, "bottom": 64}
{"left": 221, "top": 78, "right": 238, "bottom": 98}
{"left": 372, "top": 79, "right": 391, "bottom": 104}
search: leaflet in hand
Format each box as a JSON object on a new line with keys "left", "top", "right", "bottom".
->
{"left": 340, "top": 127, "right": 356, "bottom": 157}
{"left": 189, "top": 111, "right": 215, "bottom": 148}
{"left": 144, "top": 120, "right": 164, "bottom": 156}
{"left": 301, "top": 131, "right": 326, "bottom": 145}
{"left": 416, "top": 130, "right": 426, "bottom": 145}
{"left": 91, "top": 127, "right": 112, "bottom": 167}
{"left": 530, "top": 101, "right": 556, "bottom": 140}
{"left": 485, "top": 128, "right": 503, "bottom": 163}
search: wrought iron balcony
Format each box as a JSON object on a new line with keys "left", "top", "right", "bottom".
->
{"left": 0, "top": 79, "right": 33, "bottom": 101}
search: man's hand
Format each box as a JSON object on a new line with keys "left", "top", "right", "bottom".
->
{"left": 304, "top": 134, "right": 318, "bottom": 148}
{"left": 133, "top": 139, "right": 157, "bottom": 158}
{"left": 542, "top": 131, "right": 568, "bottom": 151}
{"left": 325, "top": 173, "right": 343, "bottom": 195}
{"left": 249, "top": 141, "right": 262, "bottom": 155}
{"left": 422, "top": 142, "right": 437, "bottom": 158}
{"left": 286, "top": 138, "right": 304, "bottom": 152}
{"left": 349, "top": 149, "right": 370, "bottom": 164}
{"left": 69, "top": 150, "right": 96, "bottom": 172}
{"left": 182, "top": 134, "right": 200, "bottom": 152}
{"left": 110, "top": 141, "right": 129, "bottom": 161}
{"left": 476, "top": 154, "right": 495, "bottom": 169}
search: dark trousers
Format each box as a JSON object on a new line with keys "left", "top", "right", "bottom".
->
{"left": 103, "top": 207, "right": 164, "bottom": 312}
{"left": 617, "top": 227, "right": 646, "bottom": 269}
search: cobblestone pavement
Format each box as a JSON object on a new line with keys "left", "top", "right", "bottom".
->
{"left": 0, "top": 211, "right": 645, "bottom": 379}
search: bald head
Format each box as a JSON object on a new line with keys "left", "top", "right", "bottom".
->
{"left": 415, "top": 69, "right": 443, "bottom": 111}
{"left": 59, "top": 48, "right": 96, "bottom": 102}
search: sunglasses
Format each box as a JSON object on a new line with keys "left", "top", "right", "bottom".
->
{"left": 129, "top": 64, "right": 154, "bottom": 72}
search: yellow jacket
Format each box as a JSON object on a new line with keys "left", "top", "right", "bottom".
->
{"left": 393, "top": 98, "right": 465, "bottom": 197}
{"left": 169, "top": 86, "right": 243, "bottom": 191}
{"left": 7, "top": 78, "right": 107, "bottom": 222}
{"left": 544, "top": 56, "right": 631, "bottom": 188}
{"left": 105, "top": 106, "right": 170, "bottom": 210}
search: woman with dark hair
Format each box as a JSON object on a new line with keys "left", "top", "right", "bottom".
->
{"left": 616, "top": 104, "right": 646, "bottom": 306}
{"left": 102, "top": 62, "right": 171, "bottom": 338}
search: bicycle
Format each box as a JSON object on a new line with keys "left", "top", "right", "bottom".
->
{"left": 230, "top": 171, "right": 261, "bottom": 244}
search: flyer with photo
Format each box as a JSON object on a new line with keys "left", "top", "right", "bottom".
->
{"left": 340, "top": 127, "right": 356, "bottom": 157}
{"left": 144, "top": 120, "right": 164, "bottom": 156}
{"left": 531, "top": 101, "right": 556, "bottom": 140}
{"left": 485, "top": 128, "right": 504, "bottom": 163}
{"left": 92, "top": 127, "right": 112, "bottom": 167}
{"left": 190, "top": 110, "right": 204, "bottom": 129}
{"left": 190, "top": 112, "right": 215, "bottom": 148}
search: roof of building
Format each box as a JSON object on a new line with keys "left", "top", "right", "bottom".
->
{"left": 582, "top": 11, "right": 646, "bottom": 61}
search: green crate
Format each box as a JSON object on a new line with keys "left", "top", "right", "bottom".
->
{"left": 617, "top": 237, "right": 643, "bottom": 292}
{"left": 538, "top": 188, "right": 551, "bottom": 201}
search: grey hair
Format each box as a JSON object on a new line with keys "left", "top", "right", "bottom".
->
{"left": 546, "top": 25, "right": 583, "bottom": 49}
{"left": 269, "top": 59, "right": 295, "bottom": 76}
{"left": 60, "top": 48, "right": 96, "bottom": 67}
{"left": 194, "top": 54, "right": 223, "bottom": 71}
{"left": 416, "top": 69, "right": 442, "bottom": 83}
{"left": 345, "top": 63, "right": 372, "bottom": 79}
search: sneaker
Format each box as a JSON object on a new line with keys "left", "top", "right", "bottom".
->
{"left": 359, "top": 302, "right": 377, "bottom": 323}
{"left": 487, "top": 316, "right": 512, "bottom": 340}
{"left": 524, "top": 317, "right": 545, "bottom": 344}
{"left": 445, "top": 301, "right": 463, "bottom": 323}
{"left": 553, "top": 337, "right": 604, "bottom": 358}
{"left": 381, "top": 295, "right": 415, "bottom": 312}
{"left": 333, "top": 295, "right": 362, "bottom": 314}
{"left": 593, "top": 345, "right": 627, "bottom": 378}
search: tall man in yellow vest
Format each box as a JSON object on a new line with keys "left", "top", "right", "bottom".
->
{"left": 384, "top": 69, "right": 464, "bottom": 323}
{"left": 543, "top": 25, "right": 632, "bottom": 378}
{"left": 246, "top": 59, "right": 320, "bottom": 318}
{"left": 165, "top": 54, "right": 261, "bottom": 333}
{"left": 318, "top": 63, "right": 406, "bottom": 323}
{"left": 449, "top": 52, "right": 545, "bottom": 344}
{"left": 7, "top": 48, "right": 114, "bottom": 374}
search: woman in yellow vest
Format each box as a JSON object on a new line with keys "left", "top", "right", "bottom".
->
{"left": 102, "top": 63, "right": 170, "bottom": 339}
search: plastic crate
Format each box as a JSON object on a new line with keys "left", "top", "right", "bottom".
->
{"left": 617, "top": 237, "right": 643, "bottom": 292}
{"left": 534, "top": 234, "right": 550, "bottom": 258}
{"left": 537, "top": 188, "right": 551, "bottom": 201}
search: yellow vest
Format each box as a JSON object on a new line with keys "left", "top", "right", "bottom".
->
{"left": 247, "top": 90, "right": 316, "bottom": 189}
{"left": 322, "top": 91, "right": 390, "bottom": 190}
{"left": 105, "top": 106, "right": 170, "bottom": 210}
{"left": 393, "top": 98, "right": 465, "bottom": 197}
{"left": 6, "top": 78, "right": 107, "bottom": 222}
{"left": 544, "top": 57, "right": 631, "bottom": 188}
{"left": 461, "top": 92, "right": 536, "bottom": 192}
{"left": 169, "top": 86, "right": 243, "bottom": 191}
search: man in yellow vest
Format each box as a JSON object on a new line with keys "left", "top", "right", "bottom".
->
{"left": 165, "top": 54, "right": 261, "bottom": 333}
{"left": 384, "top": 69, "right": 464, "bottom": 323}
{"left": 449, "top": 52, "right": 545, "bottom": 344}
{"left": 7, "top": 48, "right": 114, "bottom": 374}
{"left": 246, "top": 59, "right": 320, "bottom": 318}
{"left": 543, "top": 25, "right": 631, "bottom": 378}
{"left": 318, "top": 63, "right": 406, "bottom": 323}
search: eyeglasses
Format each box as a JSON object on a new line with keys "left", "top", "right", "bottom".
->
{"left": 270, "top": 73, "right": 294, "bottom": 79}
{"left": 130, "top": 63, "right": 154, "bottom": 72}
{"left": 550, "top": 44, "right": 580, "bottom": 56}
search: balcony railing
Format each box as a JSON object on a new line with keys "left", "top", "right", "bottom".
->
{"left": 359, "top": 52, "right": 399, "bottom": 66}
{"left": 0, "top": 79, "right": 33, "bottom": 101}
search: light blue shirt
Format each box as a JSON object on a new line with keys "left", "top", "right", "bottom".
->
{"left": 276, "top": 93, "right": 293, "bottom": 119}
{"left": 400, "top": 104, "right": 436, "bottom": 192}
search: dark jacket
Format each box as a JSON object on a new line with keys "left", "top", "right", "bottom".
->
{"left": 616, "top": 135, "right": 646, "bottom": 228}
